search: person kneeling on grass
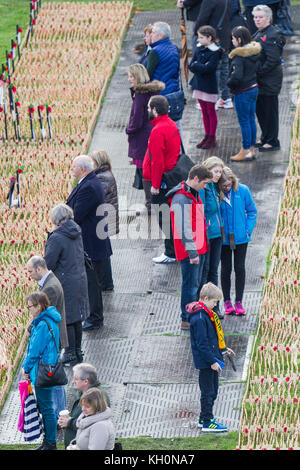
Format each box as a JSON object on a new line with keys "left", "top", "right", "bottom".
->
{"left": 186, "top": 282, "right": 235, "bottom": 432}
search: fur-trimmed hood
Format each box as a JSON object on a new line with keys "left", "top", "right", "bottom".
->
{"left": 229, "top": 41, "right": 261, "bottom": 60}
{"left": 133, "top": 80, "right": 165, "bottom": 94}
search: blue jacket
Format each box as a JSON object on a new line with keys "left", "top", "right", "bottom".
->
{"left": 220, "top": 183, "right": 257, "bottom": 245}
{"left": 189, "top": 307, "right": 223, "bottom": 369}
{"left": 189, "top": 44, "right": 222, "bottom": 94}
{"left": 150, "top": 37, "right": 180, "bottom": 95}
{"left": 22, "top": 306, "right": 61, "bottom": 386}
{"left": 66, "top": 171, "right": 112, "bottom": 261}
{"left": 203, "top": 182, "right": 224, "bottom": 240}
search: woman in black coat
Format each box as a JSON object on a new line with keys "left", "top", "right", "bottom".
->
{"left": 44, "top": 203, "right": 90, "bottom": 366}
{"left": 252, "top": 4, "right": 285, "bottom": 151}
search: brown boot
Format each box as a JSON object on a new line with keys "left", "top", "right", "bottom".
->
{"left": 230, "top": 148, "right": 253, "bottom": 161}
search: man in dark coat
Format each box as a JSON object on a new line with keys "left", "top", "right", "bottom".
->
{"left": 27, "top": 255, "right": 68, "bottom": 349}
{"left": 66, "top": 155, "right": 112, "bottom": 331}
{"left": 177, "top": 0, "right": 202, "bottom": 53}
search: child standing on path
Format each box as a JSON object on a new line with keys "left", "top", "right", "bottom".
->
{"left": 188, "top": 25, "right": 222, "bottom": 149}
{"left": 186, "top": 282, "right": 235, "bottom": 432}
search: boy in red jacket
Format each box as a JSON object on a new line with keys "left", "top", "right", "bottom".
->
{"left": 166, "top": 164, "right": 212, "bottom": 329}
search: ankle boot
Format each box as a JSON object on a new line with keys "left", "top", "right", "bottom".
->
{"left": 35, "top": 439, "right": 57, "bottom": 450}
{"left": 76, "top": 348, "right": 84, "bottom": 363}
{"left": 201, "top": 135, "right": 217, "bottom": 149}
{"left": 196, "top": 134, "right": 209, "bottom": 148}
{"left": 61, "top": 348, "right": 77, "bottom": 367}
{"left": 230, "top": 148, "right": 253, "bottom": 161}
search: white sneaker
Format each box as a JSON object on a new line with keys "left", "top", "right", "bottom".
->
{"left": 195, "top": 102, "right": 201, "bottom": 110}
{"left": 215, "top": 98, "right": 224, "bottom": 110}
{"left": 152, "top": 253, "right": 177, "bottom": 264}
{"left": 222, "top": 98, "right": 234, "bottom": 109}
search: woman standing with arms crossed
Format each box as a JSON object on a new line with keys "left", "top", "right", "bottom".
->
{"left": 218, "top": 167, "right": 257, "bottom": 316}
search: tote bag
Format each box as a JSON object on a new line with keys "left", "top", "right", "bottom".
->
{"left": 23, "top": 388, "right": 43, "bottom": 441}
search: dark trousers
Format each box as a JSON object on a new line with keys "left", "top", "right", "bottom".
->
{"left": 244, "top": 4, "right": 279, "bottom": 35}
{"left": 199, "top": 236, "right": 223, "bottom": 312}
{"left": 66, "top": 321, "right": 82, "bottom": 351}
{"left": 151, "top": 189, "right": 176, "bottom": 258}
{"left": 99, "top": 257, "right": 114, "bottom": 290}
{"left": 256, "top": 94, "right": 280, "bottom": 147}
{"left": 221, "top": 243, "right": 248, "bottom": 303}
{"left": 198, "top": 368, "right": 219, "bottom": 423}
{"left": 85, "top": 260, "right": 104, "bottom": 326}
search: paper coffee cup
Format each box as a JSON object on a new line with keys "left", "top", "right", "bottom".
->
{"left": 59, "top": 409, "right": 70, "bottom": 417}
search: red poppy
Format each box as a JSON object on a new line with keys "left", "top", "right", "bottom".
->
{"left": 28, "top": 107, "right": 35, "bottom": 114}
{"left": 47, "top": 106, "right": 52, "bottom": 113}
{"left": 7, "top": 53, "right": 13, "bottom": 59}
{"left": 261, "top": 35, "right": 267, "bottom": 41}
{"left": 15, "top": 101, "right": 20, "bottom": 107}
{"left": 0, "top": 106, "right": 3, "bottom": 112}
{"left": 12, "top": 86, "right": 17, "bottom": 93}
{"left": 18, "top": 27, "right": 23, "bottom": 33}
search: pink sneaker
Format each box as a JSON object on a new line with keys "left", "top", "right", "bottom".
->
{"left": 224, "top": 300, "right": 235, "bottom": 315}
{"left": 234, "top": 301, "right": 246, "bottom": 315}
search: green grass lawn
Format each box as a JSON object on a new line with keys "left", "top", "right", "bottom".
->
{"left": 0, "top": 432, "right": 239, "bottom": 450}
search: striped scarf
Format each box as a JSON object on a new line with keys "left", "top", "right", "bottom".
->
{"left": 198, "top": 302, "right": 227, "bottom": 352}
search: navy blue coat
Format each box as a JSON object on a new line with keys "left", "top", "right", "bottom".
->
{"left": 189, "top": 45, "right": 222, "bottom": 94}
{"left": 66, "top": 171, "right": 112, "bottom": 262}
{"left": 150, "top": 37, "right": 180, "bottom": 95}
{"left": 189, "top": 308, "right": 223, "bottom": 369}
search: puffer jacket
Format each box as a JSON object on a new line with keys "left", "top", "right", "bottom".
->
{"left": 253, "top": 24, "right": 286, "bottom": 96}
{"left": 22, "top": 306, "right": 61, "bottom": 386}
{"left": 75, "top": 408, "right": 115, "bottom": 450}
{"left": 150, "top": 37, "right": 180, "bottom": 95}
{"left": 227, "top": 41, "right": 261, "bottom": 94}
{"left": 94, "top": 165, "right": 119, "bottom": 237}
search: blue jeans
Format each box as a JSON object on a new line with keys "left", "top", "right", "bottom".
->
{"left": 35, "top": 386, "right": 57, "bottom": 444}
{"left": 198, "top": 368, "right": 219, "bottom": 423}
{"left": 233, "top": 87, "right": 258, "bottom": 149}
{"left": 52, "top": 386, "right": 67, "bottom": 420}
{"left": 180, "top": 255, "right": 205, "bottom": 322}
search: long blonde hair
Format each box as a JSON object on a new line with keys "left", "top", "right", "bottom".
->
{"left": 89, "top": 149, "right": 112, "bottom": 172}
{"left": 202, "top": 156, "right": 225, "bottom": 171}
{"left": 128, "top": 63, "right": 150, "bottom": 86}
{"left": 218, "top": 166, "right": 239, "bottom": 200}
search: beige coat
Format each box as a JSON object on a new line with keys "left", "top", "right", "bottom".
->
{"left": 74, "top": 408, "right": 115, "bottom": 450}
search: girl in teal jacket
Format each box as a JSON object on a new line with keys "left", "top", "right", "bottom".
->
{"left": 199, "top": 157, "right": 225, "bottom": 318}
{"left": 22, "top": 291, "right": 61, "bottom": 450}
{"left": 218, "top": 167, "right": 257, "bottom": 316}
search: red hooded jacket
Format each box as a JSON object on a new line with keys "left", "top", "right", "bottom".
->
{"left": 142, "top": 114, "right": 181, "bottom": 189}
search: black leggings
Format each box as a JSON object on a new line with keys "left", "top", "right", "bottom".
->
{"left": 221, "top": 243, "right": 248, "bottom": 303}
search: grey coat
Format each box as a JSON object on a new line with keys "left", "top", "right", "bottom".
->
{"left": 75, "top": 408, "right": 115, "bottom": 450}
{"left": 41, "top": 272, "right": 69, "bottom": 349}
{"left": 44, "top": 219, "right": 90, "bottom": 325}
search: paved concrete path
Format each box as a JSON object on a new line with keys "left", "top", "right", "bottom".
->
{"left": 0, "top": 7, "right": 299, "bottom": 444}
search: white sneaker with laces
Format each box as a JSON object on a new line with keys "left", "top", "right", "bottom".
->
{"left": 152, "top": 253, "right": 177, "bottom": 264}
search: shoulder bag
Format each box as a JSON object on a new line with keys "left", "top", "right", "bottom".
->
{"left": 35, "top": 319, "right": 68, "bottom": 388}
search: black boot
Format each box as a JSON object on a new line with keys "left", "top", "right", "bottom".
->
{"left": 61, "top": 348, "right": 77, "bottom": 367}
{"left": 76, "top": 348, "right": 84, "bottom": 363}
{"left": 35, "top": 439, "right": 57, "bottom": 450}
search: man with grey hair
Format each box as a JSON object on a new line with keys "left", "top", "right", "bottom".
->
{"left": 146, "top": 21, "right": 180, "bottom": 97}
{"left": 57, "top": 362, "right": 110, "bottom": 448}
{"left": 27, "top": 255, "right": 68, "bottom": 348}
{"left": 66, "top": 155, "right": 112, "bottom": 331}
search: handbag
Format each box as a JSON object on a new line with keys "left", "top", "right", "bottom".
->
{"left": 35, "top": 320, "right": 68, "bottom": 388}
{"left": 23, "top": 384, "right": 43, "bottom": 441}
{"left": 148, "top": 142, "right": 194, "bottom": 190}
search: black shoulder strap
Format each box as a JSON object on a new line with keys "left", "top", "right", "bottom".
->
{"left": 43, "top": 319, "right": 59, "bottom": 354}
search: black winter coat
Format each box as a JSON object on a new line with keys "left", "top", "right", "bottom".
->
{"left": 194, "top": 0, "right": 231, "bottom": 51}
{"left": 182, "top": 0, "right": 202, "bottom": 22}
{"left": 94, "top": 165, "right": 119, "bottom": 237}
{"left": 253, "top": 24, "right": 286, "bottom": 96}
{"left": 189, "top": 44, "right": 222, "bottom": 94}
{"left": 227, "top": 41, "right": 261, "bottom": 94}
{"left": 44, "top": 219, "right": 90, "bottom": 324}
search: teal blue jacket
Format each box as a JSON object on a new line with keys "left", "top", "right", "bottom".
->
{"left": 22, "top": 306, "right": 61, "bottom": 386}
{"left": 199, "top": 183, "right": 223, "bottom": 240}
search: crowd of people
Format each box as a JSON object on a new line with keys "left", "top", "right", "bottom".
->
{"left": 20, "top": 1, "right": 291, "bottom": 448}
